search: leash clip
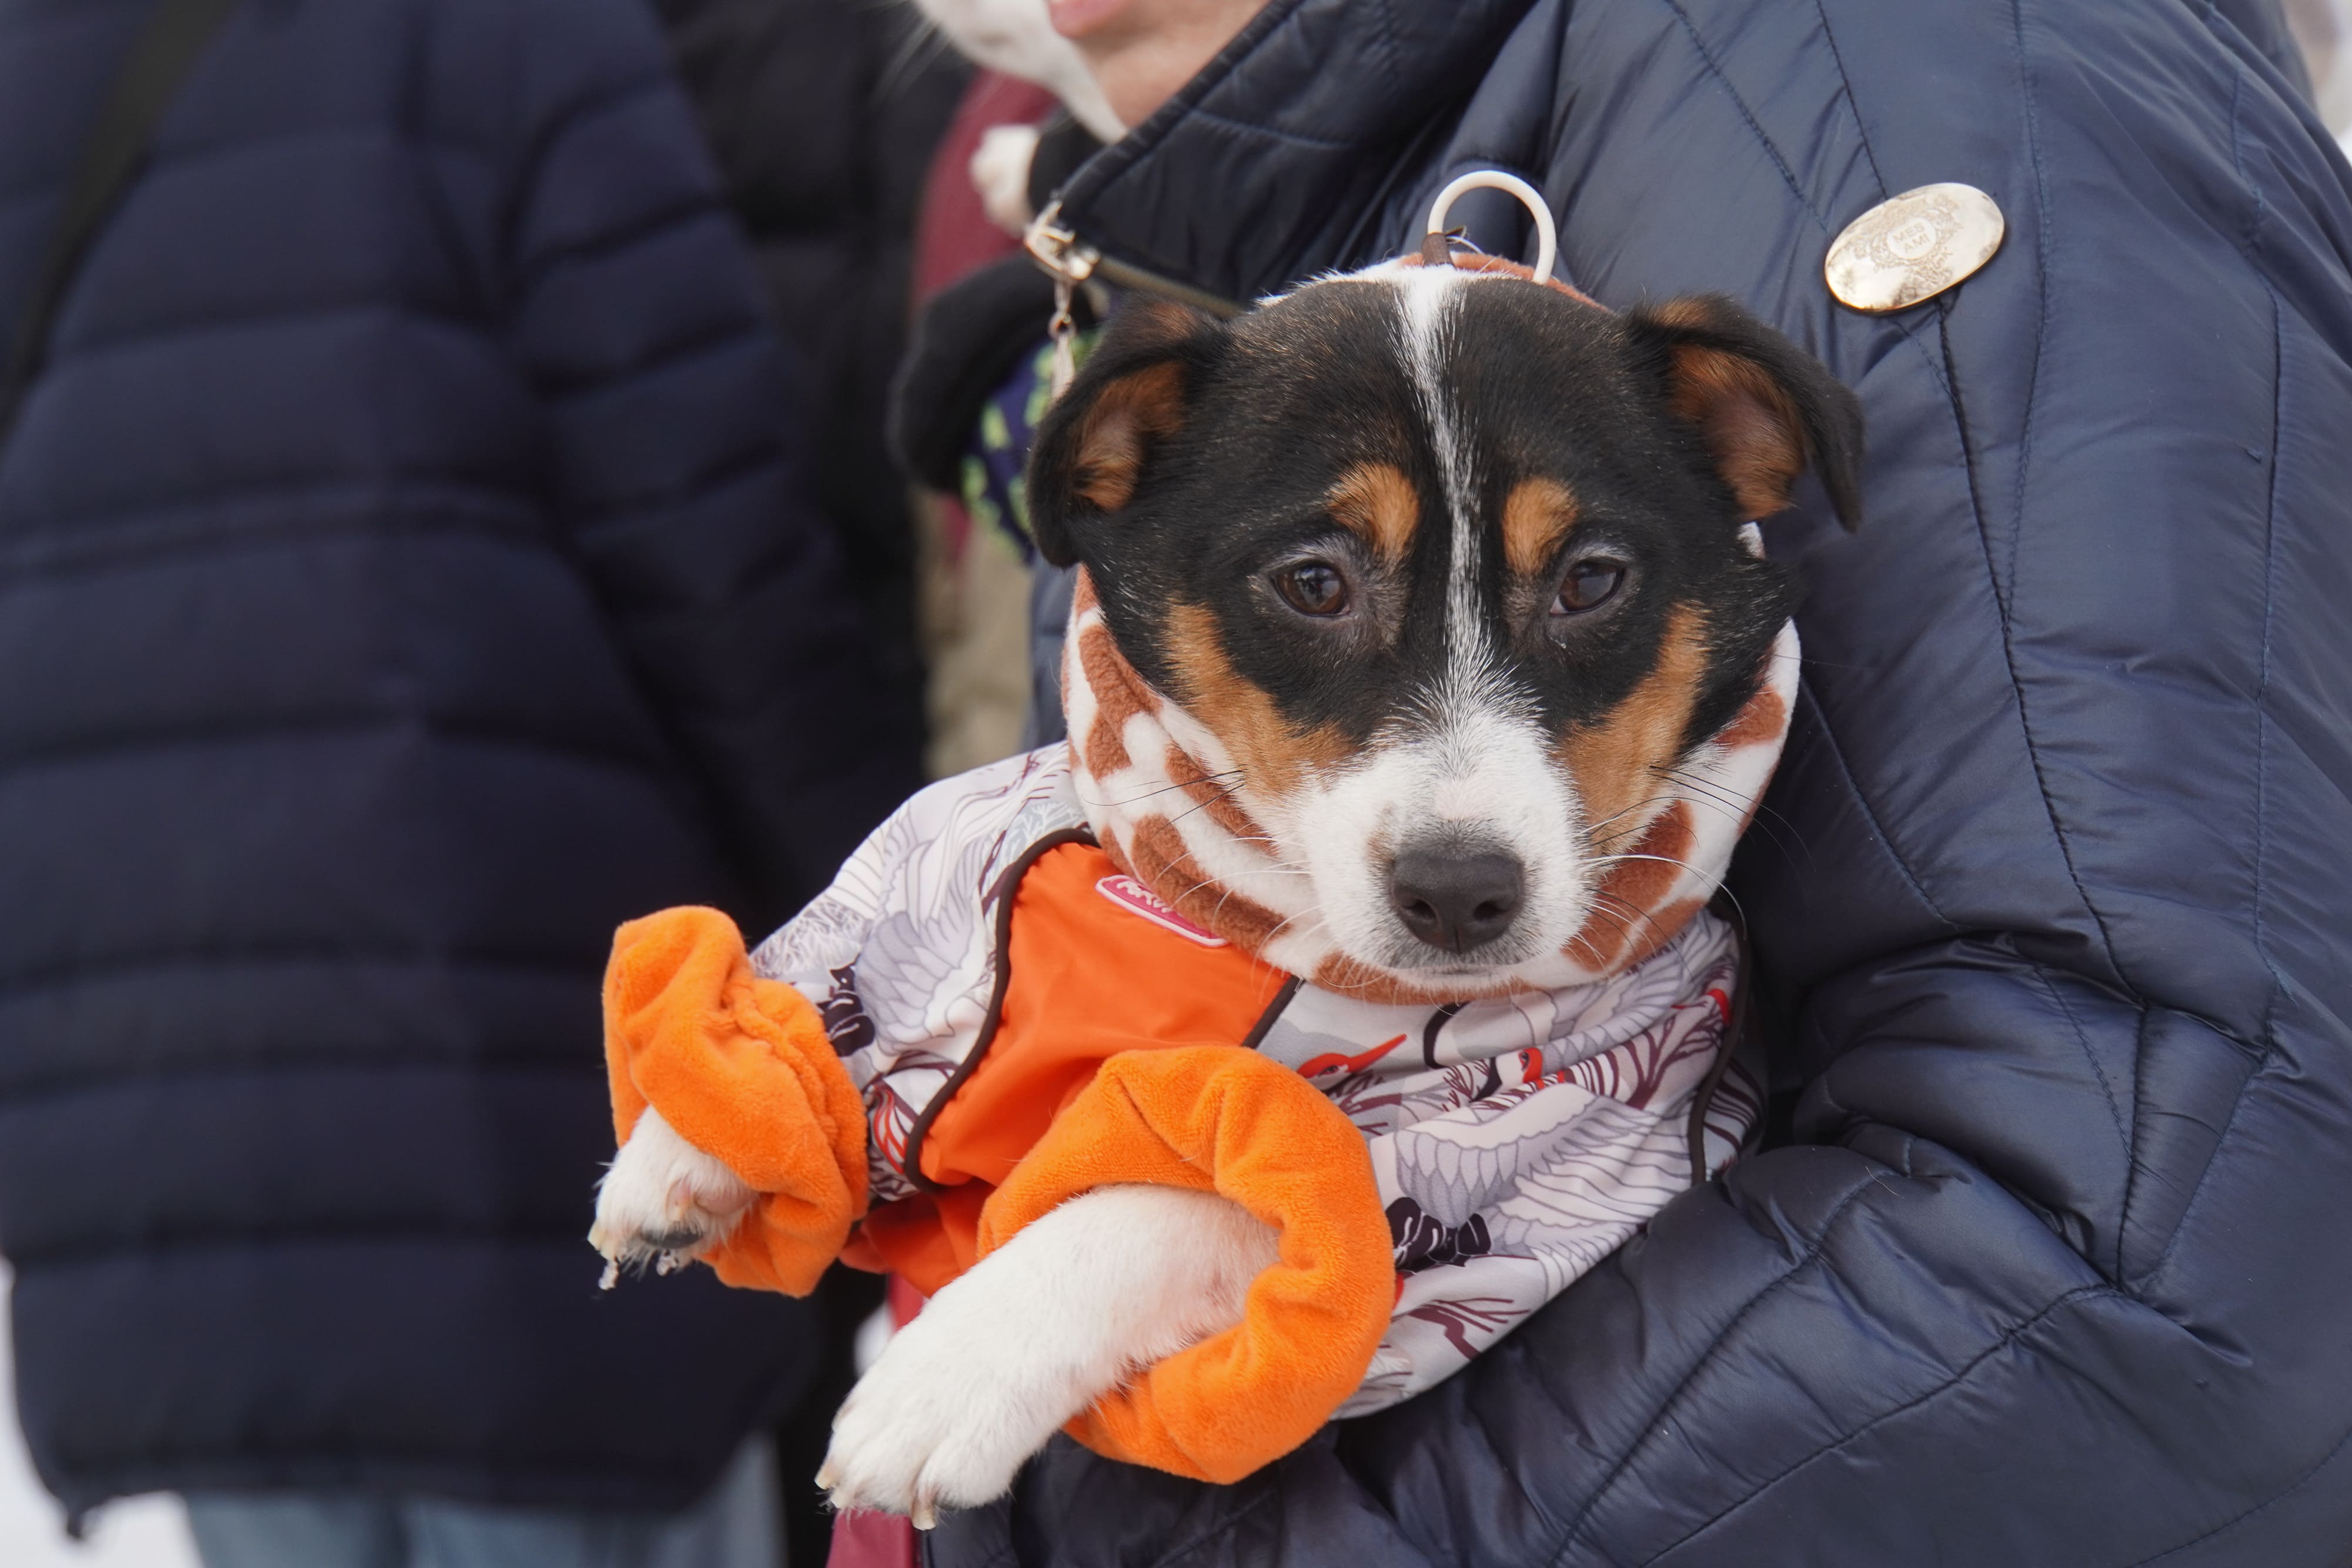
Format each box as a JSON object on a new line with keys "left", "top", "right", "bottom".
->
{"left": 1424, "top": 170, "right": 1559, "bottom": 285}
{"left": 1024, "top": 200, "right": 1100, "bottom": 400}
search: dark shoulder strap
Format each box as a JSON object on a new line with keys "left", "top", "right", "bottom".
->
{"left": 0, "top": 0, "right": 243, "bottom": 443}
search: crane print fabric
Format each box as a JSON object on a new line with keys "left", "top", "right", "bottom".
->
{"left": 751, "top": 582, "right": 1795, "bottom": 1410}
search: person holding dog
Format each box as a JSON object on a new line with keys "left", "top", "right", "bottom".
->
{"left": 888, "top": 0, "right": 2352, "bottom": 1562}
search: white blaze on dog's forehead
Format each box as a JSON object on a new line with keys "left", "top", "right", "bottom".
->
{"left": 1387, "top": 267, "right": 1487, "bottom": 683}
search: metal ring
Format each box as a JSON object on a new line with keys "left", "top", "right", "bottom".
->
{"left": 1425, "top": 170, "right": 1558, "bottom": 286}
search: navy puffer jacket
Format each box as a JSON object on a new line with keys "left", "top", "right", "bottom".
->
{"left": 941, "top": 1, "right": 2352, "bottom": 1563}
{"left": 0, "top": 0, "right": 914, "bottom": 1519}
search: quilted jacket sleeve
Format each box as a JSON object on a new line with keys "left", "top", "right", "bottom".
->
{"left": 501, "top": 0, "right": 919, "bottom": 928}
{"left": 929, "top": 0, "right": 2352, "bottom": 1563}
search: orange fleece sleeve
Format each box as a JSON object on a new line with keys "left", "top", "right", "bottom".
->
{"left": 603, "top": 907, "right": 867, "bottom": 1296}
{"left": 975, "top": 1046, "right": 1395, "bottom": 1484}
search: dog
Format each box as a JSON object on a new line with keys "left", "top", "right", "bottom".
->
{"left": 592, "top": 246, "right": 1862, "bottom": 1525}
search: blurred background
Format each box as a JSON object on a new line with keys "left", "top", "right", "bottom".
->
{"left": 2290, "top": 0, "right": 2352, "bottom": 142}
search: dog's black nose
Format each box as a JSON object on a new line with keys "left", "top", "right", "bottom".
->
{"left": 1388, "top": 846, "right": 1524, "bottom": 952}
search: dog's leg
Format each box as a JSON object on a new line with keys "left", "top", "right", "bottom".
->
{"left": 817, "top": 1184, "right": 1279, "bottom": 1526}
{"left": 588, "top": 1106, "right": 756, "bottom": 1285}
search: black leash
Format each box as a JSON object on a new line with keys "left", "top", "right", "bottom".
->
{"left": 0, "top": 0, "right": 243, "bottom": 444}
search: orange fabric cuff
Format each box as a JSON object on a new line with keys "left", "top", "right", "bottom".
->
{"left": 603, "top": 907, "right": 868, "bottom": 1296}
{"left": 977, "top": 1047, "right": 1395, "bottom": 1484}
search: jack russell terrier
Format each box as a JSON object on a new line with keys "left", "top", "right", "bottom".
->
{"left": 589, "top": 191, "right": 1861, "bottom": 1527}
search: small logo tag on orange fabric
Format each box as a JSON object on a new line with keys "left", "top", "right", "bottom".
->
{"left": 1094, "top": 875, "right": 1227, "bottom": 947}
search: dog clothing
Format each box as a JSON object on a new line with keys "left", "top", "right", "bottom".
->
{"left": 604, "top": 569, "right": 1795, "bottom": 1482}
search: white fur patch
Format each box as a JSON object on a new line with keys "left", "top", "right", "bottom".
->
{"left": 1270, "top": 696, "right": 1586, "bottom": 984}
{"left": 588, "top": 1106, "right": 756, "bottom": 1286}
{"left": 817, "top": 1185, "right": 1277, "bottom": 1526}
{"left": 1392, "top": 265, "right": 1486, "bottom": 685}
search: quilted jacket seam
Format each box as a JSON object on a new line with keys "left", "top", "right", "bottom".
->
{"left": 2127, "top": 1413, "right": 2352, "bottom": 1564}
{"left": 0, "top": 482, "right": 542, "bottom": 558}
{"left": 1367, "top": 0, "right": 1406, "bottom": 101}
{"left": 1993, "top": 0, "right": 2135, "bottom": 1002}
{"left": 2026, "top": 964, "right": 2134, "bottom": 1210}
{"left": 1543, "top": 1165, "right": 1887, "bottom": 1566}
{"left": 1055, "top": 0, "right": 1309, "bottom": 280}
{"left": 0, "top": 942, "right": 597, "bottom": 1002}
{"left": 0, "top": 710, "right": 671, "bottom": 782}
{"left": 2221, "top": 50, "right": 2292, "bottom": 1044}
{"left": 0, "top": 123, "right": 503, "bottom": 216}
{"left": 6, "top": 1219, "right": 632, "bottom": 1271}
{"left": 560, "top": 434, "right": 780, "bottom": 532}
{"left": 498, "top": 68, "right": 676, "bottom": 267}
{"left": 1149, "top": 1483, "right": 1283, "bottom": 1568}
{"left": 1459, "top": 1352, "right": 1557, "bottom": 1550}
{"left": 1632, "top": 1283, "right": 2114, "bottom": 1566}
{"left": 2113, "top": 51, "right": 2290, "bottom": 1299}
{"left": 1, "top": 1052, "right": 611, "bottom": 1110}
{"left": 1651, "top": 0, "right": 1822, "bottom": 225}
{"left": 1792, "top": 686, "right": 1955, "bottom": 930}
{"left": 1184, "top": 106, "right": 1365, "bottom": 153}
{"left": 1800, "top": 2, "right": 1959, "bottom": 397}
{"left": 38, "top": 296, "right": 491, "bottom": 380}
{"left": 2115, "top": 1005, "right": 2153, "bottom": 1286}
{"left": 537, "top": 310, "right": 758, "bottom": 404}
{"left": 2134, "top": 1022, "right": 2271, "bottom": 1291}
{"left": 927, "top": 1544, "right": 1013, "bottom": 1568}
{"left": 1807, "top": 0, "right": 1886, "bottom": 195}
{"left": 509, "top": 190, "right": 724, "bottom": 300}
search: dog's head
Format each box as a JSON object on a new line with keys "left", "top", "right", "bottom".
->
{"left": 1033, "top": 260, "right": 1861, "bottom": 997}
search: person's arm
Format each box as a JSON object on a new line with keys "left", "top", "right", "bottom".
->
{"left": 930, "top": 0, "right": 2352, "bottom": 1561}
{"left": 500, "top": 0, "right": 919, "bottom": 928}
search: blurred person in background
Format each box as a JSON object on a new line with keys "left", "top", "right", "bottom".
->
{"left": 647, "top": 6, "right": 969, "bottom": 1552}
{"left": 893, "top": 68, "right": 1104, "bottom": 774}
{"left": 887, "top": 1, "right": 1115, "bottom": 767}
{"left": 0, "top": 0, "right": 919, "bottom": 1564}
{"left": 893, "top": 1, "right": 2352, "bottom": 1564}
{"left": 657, "top": 0, "right": 968, "bottom": 788}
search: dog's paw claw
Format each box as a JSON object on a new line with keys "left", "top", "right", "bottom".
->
{"left": 816, "top": 1323, "right": 1038, "bottom": 1524}
{"left": 589, "top": 1110, "right": 754, "bottom": 1282}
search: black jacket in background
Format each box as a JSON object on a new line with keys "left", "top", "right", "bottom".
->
{"left": 0, "top": 0, "right": 917, "bottom": 1520}
{"left": 927, "top": 0, "right": 2352, "bottom": 1563}
{"left": 658, "top": 0, "right": 968, "bottom": 755}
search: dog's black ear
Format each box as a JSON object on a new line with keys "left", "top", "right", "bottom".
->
{"left": 1027, "top": 299, "right": 1228, "bottom": 567}
{"left": 1628, "top": 295, "right": 1865, "bottom": 530}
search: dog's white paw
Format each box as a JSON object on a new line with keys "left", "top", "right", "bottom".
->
{"left": 813, "top": 1185, "right": 1279, "bottom": 1527}
{"left": 815, "top": 1292, "right": 1061, "bottom": 1529}
{"left": 589, "top": 1107, "right": 755, "bottom": 1285}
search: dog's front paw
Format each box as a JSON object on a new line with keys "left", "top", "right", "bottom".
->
{"left": 589, "top": 1108, "right": 756, "bottom": 1286}
{"left": 816, "top": 1292, "right": 1066, "bottom": 1529}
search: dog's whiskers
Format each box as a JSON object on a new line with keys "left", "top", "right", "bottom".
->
{"left": 1650, "top": 765, "right": 1807, "bottom": 866}
{"left": 1101, "top": 770, "right": 1244, "bottom": 809}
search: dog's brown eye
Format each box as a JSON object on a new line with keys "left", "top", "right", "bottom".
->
{"left": 1274, "top": 561, "right": 1349, "bottom": 616}
{"left": 1553, "top": 560, "right": 1624, "bottom": 614}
